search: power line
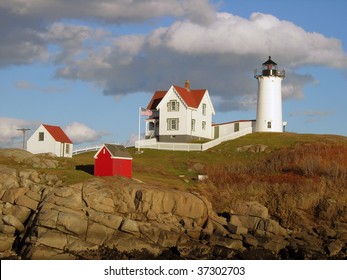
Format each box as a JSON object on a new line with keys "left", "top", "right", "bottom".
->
{"left": 17, "top": 128, "right": 31, "bottom": 150}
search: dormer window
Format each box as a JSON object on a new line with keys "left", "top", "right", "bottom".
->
{"left": 202, "top": 103, "right": 206, "bottom": 116}
{"left": 167, "top": 100, "right": 179, "bottom": 112}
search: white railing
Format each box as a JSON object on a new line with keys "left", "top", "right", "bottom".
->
{"left": 72, "top": 145, "right": 101, "bottom": 155}
{"left": 136, "top": 140, "right": 202, "bottom": 151}
{"left": 201, "top": 127, "right": 253, "bottom": 151}
{"left": 136, "top": 127, "right": 253, "bottom": 152}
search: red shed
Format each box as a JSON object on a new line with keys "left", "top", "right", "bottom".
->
{"left": 94, "top": 144, "right": 132, "bottom": 178}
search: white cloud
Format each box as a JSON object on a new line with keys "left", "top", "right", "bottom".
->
{"left": 1, "top": 1, "right": 347, "bottom": 112}
{"left": 146, "top": 12, "right": 347, "bottom": 68}
{"left": 0, "top": 118, "right": 39, "bottom": 148}
{"left": 64, "top": 122, "right": 104, "bottom": 144}
{"left": 0, "top": 0, "right": 216, "bottom": 23}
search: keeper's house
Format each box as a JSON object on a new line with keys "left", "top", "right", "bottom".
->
{"left": 27, "top": 124, "right": 73, "bottom": 157}
{"left": 94, "top": 144, "right": 132, "bottom": 178}
{"left": 145, "top": 80, "right": 215, "bottom": 142}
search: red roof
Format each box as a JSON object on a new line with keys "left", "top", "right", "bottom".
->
{"left": 173, "top": 85, "right": 206, "bottom": 109}
{"left": 147, "top": 91, "right": 167, "bottom": 110}
{"left": 146, "top": 86, "right": 206, "bottom": 110}
{"left": 43, "top": 124, "right": 73, "bottom": 144}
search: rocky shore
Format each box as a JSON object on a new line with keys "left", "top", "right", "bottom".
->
{"left": 0, "top": 149, "right": 346, "bottom": 259}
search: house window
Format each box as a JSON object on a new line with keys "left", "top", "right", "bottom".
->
{"left": 202, "top": 103, "right": 206, "bottom": 116}
{"left": 167, "top": 118, "right": 179, "bottom": 130}
{"left": 234, "top": 122, "right": 240, "bottom": 132}
{"left": 267, "top": 121, "right": 272, "bottom": 129}
{"left": 65, "top": 144, "right": 70, "bottom": 154}
{"left": 38, "top": 132, "right": 44, "bottom": 141}
{"left": 202, "top": 121, "right": 206, "bottom": 130}
{"left": 167, "top": 100, "right": 179, "bottom": 112}
{"left": 191, "top": 119, "right": 196, "bottom": 131}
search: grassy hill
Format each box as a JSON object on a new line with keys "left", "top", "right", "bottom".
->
{"left": 3, "top": 132, "right": 345, "bottom": 227}
{"left": 70, "top": 133, "right": 346, "bottom": 210}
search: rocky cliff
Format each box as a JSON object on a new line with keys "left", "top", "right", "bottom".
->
{"left": 0, "top": 149, "right": 346, "bottom": 259}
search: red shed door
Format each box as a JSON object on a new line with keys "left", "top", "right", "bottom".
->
{"left": 94, "top": 147, "right": 113, "bottom": 176}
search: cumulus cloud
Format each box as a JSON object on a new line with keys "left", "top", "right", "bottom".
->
{"left": 0, "top": 0, "right": 216, "bottom": 23}
{"left": 1, "top": 1, "right": 347, "bottom": 112}
{"left": 52, "top": 12, "right": 347, "bottom": 111}
{"left": 64, "top": 122, "right": 104, "bottom": 144}
{"left": 0, "top": 118, "right": 39, "bottom": 148}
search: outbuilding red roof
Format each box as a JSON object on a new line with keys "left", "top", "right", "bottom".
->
{"left": 43, "top": 124, "right": 73, "bottom": 144}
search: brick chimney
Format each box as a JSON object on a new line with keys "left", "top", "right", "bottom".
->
{"left": 184, "top": 80, "right": 190, "bottom": 91}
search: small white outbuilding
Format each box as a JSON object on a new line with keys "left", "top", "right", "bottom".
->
{"left": 27, "top": 124, "right": 73, "bottom": 157}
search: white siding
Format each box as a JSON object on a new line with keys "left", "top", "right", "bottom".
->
{"left": 27, "top": 125, "right": 73, "bottom": 157}
{"left": 157, "top": 87, "right": 214, "bottom": 140}
{"left": 214, "top": 121, "right": 255, "bottom": 138}
{"left": 158, "top": 88, "right": 188, "bottom": 137}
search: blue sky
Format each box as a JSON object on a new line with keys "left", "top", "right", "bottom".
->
{"left": 1, "top": 0, "right": 347, "bottom": 149}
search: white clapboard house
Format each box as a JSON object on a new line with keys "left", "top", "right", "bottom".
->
{"left": 144, "top": 80, "right": 215, "bottom": 142}
{"left": 27, "top": 124, "right": 73, "bottom": 157}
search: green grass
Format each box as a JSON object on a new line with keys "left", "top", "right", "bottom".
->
{"left": 2, "top": 132, "right": 346, "bottom": 189}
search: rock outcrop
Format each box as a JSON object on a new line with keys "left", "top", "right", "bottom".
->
{"left": 0, "top": 150, "right": 346, "bottom": 260}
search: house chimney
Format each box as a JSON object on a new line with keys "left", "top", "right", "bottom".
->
{"left": 184, "top": 80, "right": 190, "bottom": 91}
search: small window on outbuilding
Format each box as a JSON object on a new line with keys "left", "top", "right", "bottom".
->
{"left": 267, "top": 122, "right": 272, "bottom": 129}
{"left": 234, "top": 122, "right": 240, "bottom": 132}
{"left": 38, "top": 132, "right": 44, "bottom": 141}
{"left": 65, "top": 144, "right": 70, "bottom": 154}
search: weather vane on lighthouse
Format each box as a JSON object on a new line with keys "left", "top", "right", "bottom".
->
{"left": 254, "top": 56, "right": 285, "bottom": 132}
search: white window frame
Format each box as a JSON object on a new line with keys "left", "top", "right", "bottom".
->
{"left": 167, "top": 100, "right": 179, "bottom": 112}
{"left": 38, "top": 132, "right": 44, "bottom": 141}
{"left": 167, "top": 118, "right": 179, "bottom": 130}
{"left": 191, "top": 119, "right": 196, "bottom": 131}
{"left": 202, "top": 103, "right": 206, "bottom": 116}
{"left": 202, "top": 121, "right": 206, "bottom": 130}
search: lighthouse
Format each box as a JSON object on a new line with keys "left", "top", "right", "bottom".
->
{"left": 254, "top": 56, "right": 285, "bottom": 132}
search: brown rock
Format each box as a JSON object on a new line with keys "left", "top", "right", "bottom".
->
{"left": 12, "top": 205, "right": 31, "bottom": 223}
{"left": 2, "top": 214, "right": 25, "bottom": 232}
{"left": 37, "top": 229, "right": 67, "bottom": 250}
{"left": 237, "top": 215, "right": 261, "bottom": 231}
{"left": 232, "top": 201, "right": 269, "bottom": 219}
{"left": 210, "top": 235, "right": 244, "bottom": 251}
{"left": 327, "top": 240, "right": 344, "bottom": 256}
{"left": 228, "top": 223, "right": 248, "bottom": 235}
{"left": 66, "top": 235, "right": 99, "bottom": 252}
{"left": 120, "top": 219, "right": 140, "bottom": 236}
{"left": 56, "top": 212, "right": 88, "bottom": 236}
{"left": 38, "top": 209, "right": 59, "bottom": 229}
{"left": 86, "top": 222, "right": 115, "bottom": 245}
{"left": 2, "top": 188, "right": 27, "bottom": 204}
{"left": 138, "top": 222, "right": 162, "bottom": 243}
{"left": 15, "top": 194, "right": 39, "bottom": 211}
{"left": 0, "top": 235, "right": 16, "bottom": 252}
{"left": 157, "top": 230, "right": 181, "bottom": 248}
{"left": 0, "top": 224, "right": 16, "bottom": 235}
{"left": 88, "top": 210, "right": 123, "bottom": 230}
{"left": 242, "top": 234, "right": 258, "bottom": 247}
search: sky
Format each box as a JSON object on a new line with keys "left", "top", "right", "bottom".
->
{"left": 1, "top": 0, "right": 347, "bottom": 149}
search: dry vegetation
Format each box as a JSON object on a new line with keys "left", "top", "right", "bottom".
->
{"left": 199, "top": 139, "right": 347, "bottom": 229}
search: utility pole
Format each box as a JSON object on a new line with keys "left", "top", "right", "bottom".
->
{"left": 17, "top": 128, "right": 31, "bottom": 150}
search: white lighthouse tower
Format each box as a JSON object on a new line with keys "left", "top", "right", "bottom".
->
{"left": 254, "top": 56, "right": 285, "bottom": 132}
